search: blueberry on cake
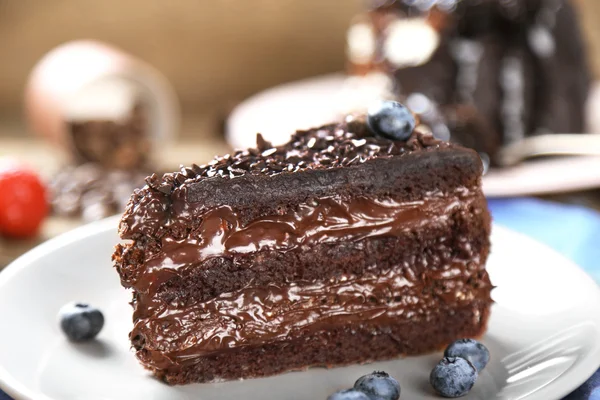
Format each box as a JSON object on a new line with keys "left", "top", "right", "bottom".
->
{"left": 113, "top": 101, "right": 492, "bottom": 384}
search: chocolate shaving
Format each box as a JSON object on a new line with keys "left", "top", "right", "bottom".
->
{"left": 142, "top": 117, "right": 447, "bottom": 196}
{"left": 255, "top": 133, "right": 273, "bottom": 151}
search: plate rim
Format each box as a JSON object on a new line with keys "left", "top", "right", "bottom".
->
{"left": 0, "top": 218, "right": 599, "bottom": 400}
{"left": 0, "top": 216, "right": 120, "bottom": 400}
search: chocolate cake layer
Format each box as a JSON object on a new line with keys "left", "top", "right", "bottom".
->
{"left": 159, "top": 301, "right": 491, "bottom": 384}
{"left": 113, "top": 115, "right": 492, "bottom": 384}
{"left": 127, "top": 186, "right": 479, "bottom": 292}
{"left": 134, "top": 268, "right": 491, "bottom": 377}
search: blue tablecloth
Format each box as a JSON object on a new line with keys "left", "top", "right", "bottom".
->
{"left": 1, "top": 198, "right": 599, "bottom": 400}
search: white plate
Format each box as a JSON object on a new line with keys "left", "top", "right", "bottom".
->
{"left": 226, "top": 74, "right": 600, "bottom": 197}
{"left": 0, "top": 217, "right": 599, "bottom": 400}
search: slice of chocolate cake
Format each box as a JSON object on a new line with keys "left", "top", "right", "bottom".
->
{"left": 346, "top": 0, "right": 591, "bottom": 165}
{"left": 113, "top": 101, "right": 492, "bottom": 384}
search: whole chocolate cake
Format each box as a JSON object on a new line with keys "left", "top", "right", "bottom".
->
{"left": 113, "top": 102, "right": 492, "bottom": 384}
{"left": 346, "top": 0, "right": 590, "bottom": 164}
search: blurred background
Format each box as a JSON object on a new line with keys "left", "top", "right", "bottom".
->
{"left": 0, "top": 0, "right": 598, "bottom": 137}
{"left": 0, "top": 0, "right": 364, "bottom": 137}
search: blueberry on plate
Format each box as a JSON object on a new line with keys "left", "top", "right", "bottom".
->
{"left": 430, "top": 357, "right": 478, "bottom": 398}
{"left": 367, "top": 100, "right": 416, "bottom": 141}
{"left": 327, "top": 388, "right": 371, "bottom": 400}
{"left": 59, "top": 302, "right": 104, "bottom": 342}
{"left": 354, "top": 371, "right": 401, "bottom": 400}
{"left": 444, "top": 338, "right": 490, "bottom": 372}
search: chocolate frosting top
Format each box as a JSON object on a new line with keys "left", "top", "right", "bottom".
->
{"left": 119, "top": 115, "right": 459, "bottom": 239}
{"left": 145, "top": 117, "right": 445, "bottom": 195}
{"left": 155, "top": 116, "right": 444, "bottom": 184}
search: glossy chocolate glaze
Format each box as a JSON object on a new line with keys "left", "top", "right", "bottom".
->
{"left": 132, "top": 258, "right": 490, "bottom": 372}
{"left": 130, "top": 188, "right": 476, "bottom": 296}
{"left": 125, "top": 188, "right": 489, "bottom": 373}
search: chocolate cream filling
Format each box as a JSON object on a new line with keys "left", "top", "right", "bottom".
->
{"left": 132, "top": 186, "right": 480, "bottom": 294}
{"left": 133, "top": 264, "right": 490, "bottom": 371}
{"left": 129, "top": 187, "right": 490, "bottom": 370}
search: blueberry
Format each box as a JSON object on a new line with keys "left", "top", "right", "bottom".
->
{"left": 367, "top": 100, "right": 416, "bottom": 141}
{"left": 444, "top": 338, "right": 490, "bottom": 372}
{"left": 354, "top": 371, "right": 400, "bottom": 400}
{"left": 59, "top": 302, "right": 104, "bottom": 342}
{"left": 430, "top": 357, "right": 477, "bottom": 398}
{"left": 327, "top": 388, "right": 371, "bottom": 400}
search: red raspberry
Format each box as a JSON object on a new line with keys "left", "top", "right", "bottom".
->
{"left": 0, "top": 159, "right": 49, "bottom": 238}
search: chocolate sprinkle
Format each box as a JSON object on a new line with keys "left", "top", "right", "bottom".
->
{"left": 142, "top": 117, "right": 446, "bottom": 198}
